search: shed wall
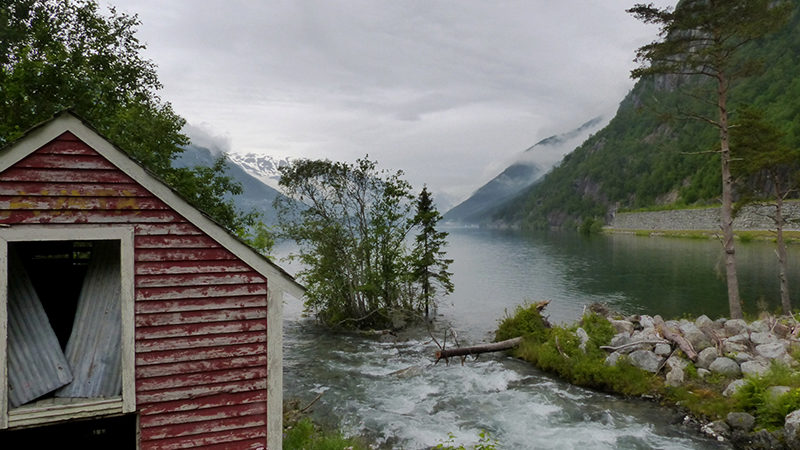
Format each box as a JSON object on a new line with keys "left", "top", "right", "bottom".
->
{"left": 0, "top": 132, "right": 270, "bottom": 449}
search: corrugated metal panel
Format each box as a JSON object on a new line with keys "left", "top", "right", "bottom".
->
{"left": 56, "top": 241, "right": 122, "bottom": 398}
{"left": 6, "top": 249, "right": 73, "bottom": 407}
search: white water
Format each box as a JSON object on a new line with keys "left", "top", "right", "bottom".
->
{"left": 279, "top": 229, "right": 768, "bottom": 448}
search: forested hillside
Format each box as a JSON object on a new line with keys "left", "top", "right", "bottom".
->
{"left": 490, "top": 2, "right": 800, "bottom": 230}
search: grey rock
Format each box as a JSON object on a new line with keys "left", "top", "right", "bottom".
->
{"left": 576, "top": 327, "right": 590, "bottom": 352}
{"left": 639, "top": 315, "right": 655, "bottom": 329}
{"left": 756, "top": 342, "right": 788, "bottom": 360}
{"left": 666, "top": 367, "right": 684, "bottom": 387}
{"left": 723, "top": 341, "right": 749, "bottom": 355}
{"left": 666, "top": 355, "right": 688, "bottom": 372}
{"left": 767, "top": 386, "right": 792, "bottom": 401}
{"left": 654, "top": 343, "right": 672, "bottom": 356}
{"left": 679, "top": 322, "right": 713, "bottom": 351}
{"left": 697, "top": 347, "right": 718, "bottom": 369}
{"left": 710, "top": 357, "right": 741, "bottom": 377}
{"left": 723, "top": 379, "right": 747, "bottom": 397}
{"left": 726, "top": 412, "right": 755, "bottom": 432}
{"left": 697, "top": 368, "right": 711, "bottom": 379}
{"left": 609, "top": 319, "right": 633, "bottom": 335}
{"left": 665, "top": 319, "right": 681, "bottom": 329}
{"left": 749, "top": 320, "right": 770, "bottom": 333}
{"left": 605, "top": 352, "right": 622, "bottom": 367}
{"left": 610, "top": 333, "right": 630, "bottom": 349}
{"left": 628, "top": 350, "right": 663, "bottom": 373}
{"left": 741, "top": 360, "right": 770, "bottom": 377}
{"left": 732, "top": 352, "right": 753, "bottom": 363}
{"left": 696, "top": 314, "right": 714, "bottom": 329}
{"left": 748, "top": 429, "right": 781, "bottom": 449}
{"left": 750, "top": 331, "right": 778, "bottom": 346}
{"left": 725, "top": 319, "right": 747, "bottom": 336}
{"left": 715, "top": 318, "right": 728, "bottom": 327}
{"left": 785, "top": 409, "right": 800, "bottom": 449}
{"left": 702, "top": 419, "right": 730, "bottom": 440}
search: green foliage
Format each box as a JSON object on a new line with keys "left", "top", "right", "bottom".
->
{"left": 435, "top": 431, "right": 498, "bottom": 450}
{"left": 283, "top": 417, "right": 367, "bottom": 450}
{"left": 495, "top": 303, "right": 550, "bottom": 342}
{"left": 489, "top": 1, "right": 800, "bottom": 230}
{"left": 276, "top": 157, "right": 452, "bottom": 328}
{"left": 411, "top": 186, "right": 454, "bottom": 318}
{"left": 0, "top": 0, "right": 257, "bottom": 234}
{"left": 578, "top": 217, "right": 604, "bottom": 235}
{"left": 732, "top": 362, "right": 800, "bottom": 429}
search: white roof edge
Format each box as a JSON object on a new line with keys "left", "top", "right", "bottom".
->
{"left": 0, "top": 112, "right": 305, "bottom": 300}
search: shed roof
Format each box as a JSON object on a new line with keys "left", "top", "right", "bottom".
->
{"left": 0, "top": 111, "right": 304, "bottom": 300}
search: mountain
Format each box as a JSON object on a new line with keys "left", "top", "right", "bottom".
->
{"left": 444, "top": 116, "right": 605, "bottom": 224}
{"left": 226, "top": 152, "right": 291, "bottom": 192}
{"left": 489, "top": 3, "right": 800, "bottom": 230}
{"left": 173, "top": 146, "right": 289, "bottom": 225}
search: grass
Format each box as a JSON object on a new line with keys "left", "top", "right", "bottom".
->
{"left": 609, "top": 228, "right": 800, "bottom": 244}
{"left": 283, "top": 417, "right": 368, "bottom": 450}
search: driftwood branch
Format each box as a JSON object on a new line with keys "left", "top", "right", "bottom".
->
{"left": 434, "top": 337, "right": 523, "bottom": 362}
{"left": 654, "top": 316, "right": 698, "bottom": 361}
{"left": 599, "top": 339, "right": 669, "bottom": 352}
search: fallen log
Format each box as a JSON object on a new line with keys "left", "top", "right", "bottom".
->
{"left": 654, "top": 315, "right": 698, "bottom": 362}
{"left": 434, "top": 336, "right": 523, "bottom": 361}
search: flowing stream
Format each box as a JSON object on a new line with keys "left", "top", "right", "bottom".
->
{"left": 281, "top": 230, "right": 798, "bottom": 449}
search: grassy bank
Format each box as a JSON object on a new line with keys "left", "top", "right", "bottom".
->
{"left": 606, "top": 228, "right": 800, "bottom": 244}
{"left": 495, "top": 304, "right": 800, "bottom": 437}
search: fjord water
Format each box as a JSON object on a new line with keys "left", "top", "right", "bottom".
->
{"left": 282, "top": 230, "right": 796, "bottom": 448}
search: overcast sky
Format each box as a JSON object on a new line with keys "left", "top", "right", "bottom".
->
{"left": 101, "top": 0, "right": 676, "bottom": 205}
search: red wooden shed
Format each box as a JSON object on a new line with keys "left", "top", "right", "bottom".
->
{"left": 0, "top": 112, "right": 303, "bottom": 449}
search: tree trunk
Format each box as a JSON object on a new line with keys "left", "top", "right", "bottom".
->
{"left": 718, "top": 72, "right": 743, "bottom": 319}
{"left": 434, "top": 337, "right": 523, "bottom": 361}
{"left": 775, "top": 193, "right": 792, "bottom": 315}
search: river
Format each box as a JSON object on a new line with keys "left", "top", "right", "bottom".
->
{"left": 281, "top": 229, "right": 797, "bottom": 449}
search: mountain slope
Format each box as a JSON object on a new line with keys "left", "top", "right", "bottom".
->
{"left": 173, "top": 146, "right": 288, "bottom": 225}
{"left": 444, "top": 116, "right": 604, "bottom": 224}
{"left": 226, "top": 152, "right": 290, "bottom": 192}
{"left": 492, "top": 4, "right": 800, "bottom": 230}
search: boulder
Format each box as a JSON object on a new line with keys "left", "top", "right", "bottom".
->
{"left": 679, "top": 322, "right": 712, "bottom": 351}
{"left": 576, "top": 327, "right": 590, "bottom": 352}
{"left": 697, "top": 368, "right": 711, "bottom": 379}
{"left": 726, "top": 412, "right": 755, "bottom": 433}
{"left": 767, "top": 386, "right": 792, "bottom": 401}
{"left": 785, "top": 409, "right": 800, "bottom": 449}
{"left": 654, "top": 343, "right": 672, "bottom": 356}
{"left": 605, "top": 351, "right": 622, "bottom": 367}
{"left": 639, "top": 315, "right": 655, "bottom": 329}
{"left": 610, "top": 333, "right": 630, "bottom": 349}
{"left": 609, "top": 319, "right": 634, "bottom": 335}
{"left": 732, "top": 352, "right": 753, "bottom": 363}
{"left": 725, "top": 319, "right": 747, "bottom": 336}
{"left": 697, "top": 347, "right": 718, "bottom": 369}
{"left": 750, "top": 331, "right": 778, "bottom": 346}
{"left": 666, "top": 367, "right": 684, "bottom": 387}
{"left": 756, "top": 342, "right": 788, "bottom": 360}
{"left": 723, "top": 379, "right": 748, "bottom": 397}
{"left": 696, "top": 314, "right": 714, "bottom": 329}
{"left": 740, "top": 360, "right": 770, "bottom": 378}
{"left": 749, "top": 320, "right": 770, "bottom": 333}
{"left": 666, "top": 355, "right": 688, "bottom": 372}
{"left": 628, "top": 349, "right": 663, "bottom": 373}
{"left": 709, "top": 357, "right": 741, "bottom": 377}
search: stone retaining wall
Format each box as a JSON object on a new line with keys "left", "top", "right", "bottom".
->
{"left": 610, "top": 203, "right": 800, "bottom": 231}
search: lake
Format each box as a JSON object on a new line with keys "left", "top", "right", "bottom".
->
{"left": 282, "top": 229, "right": 795, "bottom": 448}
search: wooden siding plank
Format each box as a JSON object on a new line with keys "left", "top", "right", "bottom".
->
{"left": 135, "top": 378, "right": 266, "bottom": 404}
{"left": 0, "top": 182, "right": 150, "bottom": 197}
{"left": 140, "top": 401, "right": 266, "bottom": 429}
{"left": 136, "top": 320, "right": 267, "bottom": 340}
{"left": 0, "top": 210, "right": 181, "bottom": 224}
{"left": 15, "top": 154, "right": 117, "bottom": 170}
{"left": 135, "top": 344, "right": 266, "bottom": 366}
{"left": 134, "top": 223, "right": 200, "bottom": 236}
{"left": 134, "top": 235, "right": 219, "bottom": 249}
{"left": 135, "top": 248, "right": 236, "bottom": 262}
{"left": 141, "top": 416, "right": 266, "bottom": 441}
{"left": 135, "top": 272, "right": 265, "bottom": 288}
{"left": 134, "top": 296, "right": 267, "bottom": 314}
{"left": 0, "top": 168, "right": 133, "bottom": 183}
{"left": 141, "top": 424, "right": 266, "bottom": 449}
{"left": 138, "top": 390, "right": 266, "bottom": 416}
{"left": 135, "top": 308, "right": 267, "bottom": 328}
{"left": 136, "top": 355, "right": 266, "bottom": 378}
{"left": 134, "top": 260, "right": 250, "bottom": 275}
{"left": 136, "top": 284, "right": 267, "bottom": 301}
{"left": 37, "top": 140, "right": 98, "bottom": 155}
{"left": 135, "top": 330, "right": 267, "bottom": 353}
{"left": 0, "top": 196, "right": 168, "bottom": 210}
{"left": 137, "top": 366, "right": 267, "bottom": 392}
{"left": 195, "top": 438, "right": 266, "bottom": 450}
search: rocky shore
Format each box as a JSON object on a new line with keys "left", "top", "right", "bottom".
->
{"left": 596, "top": 309, "right": 800, "bottom": 448}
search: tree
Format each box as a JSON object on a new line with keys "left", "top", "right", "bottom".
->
{"left": 628, "top": 0, "right": 792, "bottom": 319}
{"left": 411, "top": 186, "right": 453, "bottom": 318}
{"left": 275, "top": 157, "right": 418, "bottom": 328}
{"left": 731, "top": 106, "right": 800, "bottom": 315}
{"left": 0, "top": 0, "right": 257, "bottom": 234}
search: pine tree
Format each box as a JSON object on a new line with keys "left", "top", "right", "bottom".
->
{"left": 411, "top": 186, "right": 453, "bottom": 318}
{"left": 628, "top": 0, "right": 792, "bottom": 319}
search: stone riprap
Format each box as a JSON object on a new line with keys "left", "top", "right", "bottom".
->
{"left": 599, "top": 310, "right": 800, "bottom": 448}
{"left": 610, "top": 203, "right": 800, "bottom": 231}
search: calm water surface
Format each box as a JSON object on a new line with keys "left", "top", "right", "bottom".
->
{"left": 282, "top": 229, "right": 796, "bottom": 449}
